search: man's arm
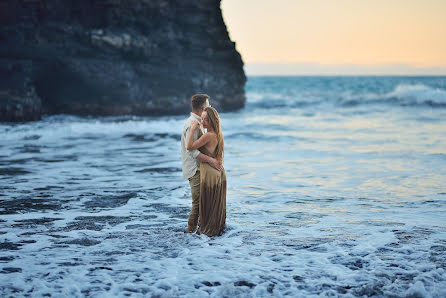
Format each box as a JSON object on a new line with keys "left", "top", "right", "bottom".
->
{"left": 184, "top": 125, "right": 200, "bottom": 157}
{"left": 196, "top": 152, "right": 222, "bottom": 171}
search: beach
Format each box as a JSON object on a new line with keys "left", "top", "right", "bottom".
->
{"left": 1, "top": 76, "right": 446, "bottom": 296}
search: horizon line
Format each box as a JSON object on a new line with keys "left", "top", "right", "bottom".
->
{"left": 245, "top": 74, "right": 446, "bottom": 77}
{"left": 244, "top": 62, "right": 446, "bottom": 76}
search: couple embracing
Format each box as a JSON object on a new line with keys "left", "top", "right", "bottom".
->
{"left": 181, "top": 94, "right": 226, "bottom": 236}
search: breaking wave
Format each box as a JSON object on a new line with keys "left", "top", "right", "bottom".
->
{"left": 246, "top": 78, "right": 446, "bottom": 109}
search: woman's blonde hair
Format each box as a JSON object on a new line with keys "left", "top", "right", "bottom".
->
{"left": 205, "top": 106, "right": 224, "bottom": 165}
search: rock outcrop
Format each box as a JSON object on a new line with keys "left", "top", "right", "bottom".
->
{"left": 0, "top": 0, "right": 246, "bottom": 122}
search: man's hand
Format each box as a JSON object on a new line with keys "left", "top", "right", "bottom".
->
{"left": 208, "top": 158, "right": 222, "bottom": 171}
{"left": 196, "top": 153, "right": 222, "bottom": 171}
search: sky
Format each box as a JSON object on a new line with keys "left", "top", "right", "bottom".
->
{"left": 221, "top": 0, "right": 446, "bottom": 75}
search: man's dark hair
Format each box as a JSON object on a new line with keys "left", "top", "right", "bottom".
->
{"left": 191, "top": 94, "right": 210, "bottom": 111}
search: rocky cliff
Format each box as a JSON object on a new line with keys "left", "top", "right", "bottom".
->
{"left": 0, "top": 0, "right": 246, "bottom": 122}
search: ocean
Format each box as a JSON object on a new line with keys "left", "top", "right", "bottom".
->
{"left": 1, "top": 76, "right": 446, "bottom": 296}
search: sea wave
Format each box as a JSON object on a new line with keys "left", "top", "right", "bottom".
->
{"left": 341, "top": 84, "right": 446, "bottom": 107}
{"left": 0, "top": 115, "right": 184, "bottom": 142}
{"left": 246, "top": 82, "right": 446, "bottom": 109}
{"left": 386, "top": 84, "right": 446, "bottom": 106}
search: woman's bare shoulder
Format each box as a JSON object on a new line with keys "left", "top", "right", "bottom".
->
{"left": 206, "top": 131, "right": 218, "bottom": 140}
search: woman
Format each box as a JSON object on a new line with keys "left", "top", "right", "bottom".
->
{"left": 186, "top": 106, "right": 226, "bottom": 236}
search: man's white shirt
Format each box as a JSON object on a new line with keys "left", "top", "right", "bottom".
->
{"left": 181, "top": 112, "right": 205, "bottom": 179}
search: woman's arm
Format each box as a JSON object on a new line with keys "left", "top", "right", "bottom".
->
{"left": 187, "top": 121, "right": 211, "bottom": 150}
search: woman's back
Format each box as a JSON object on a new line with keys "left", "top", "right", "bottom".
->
{"left": 200, "top": 132, "right": 218, "bottom": 158}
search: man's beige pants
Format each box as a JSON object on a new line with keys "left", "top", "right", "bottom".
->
{"left": 188, "top": 171, "right": 200, "bottom": 229}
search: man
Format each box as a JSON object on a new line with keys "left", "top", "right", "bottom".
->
{"left": 181, "top": 94, "right": 221, "bottom": 233}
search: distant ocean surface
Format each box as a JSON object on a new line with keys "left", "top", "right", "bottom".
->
{"left": 1, "top": 76, "right": 446, "bottom": 296}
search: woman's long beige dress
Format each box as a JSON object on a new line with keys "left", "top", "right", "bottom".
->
{"left": 198, "top": 147, "right": 226, "bottom": 236}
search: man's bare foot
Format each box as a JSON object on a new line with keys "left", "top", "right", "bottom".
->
{"left": 187, "top": 225, "right": 194, "bottom": 233}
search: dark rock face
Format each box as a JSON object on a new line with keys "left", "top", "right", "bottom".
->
{"left": 0, "top": 61, "right": 42, "bottom": 121}
{"left": 0, "top": 0, "right": 246, "bottom": 122}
